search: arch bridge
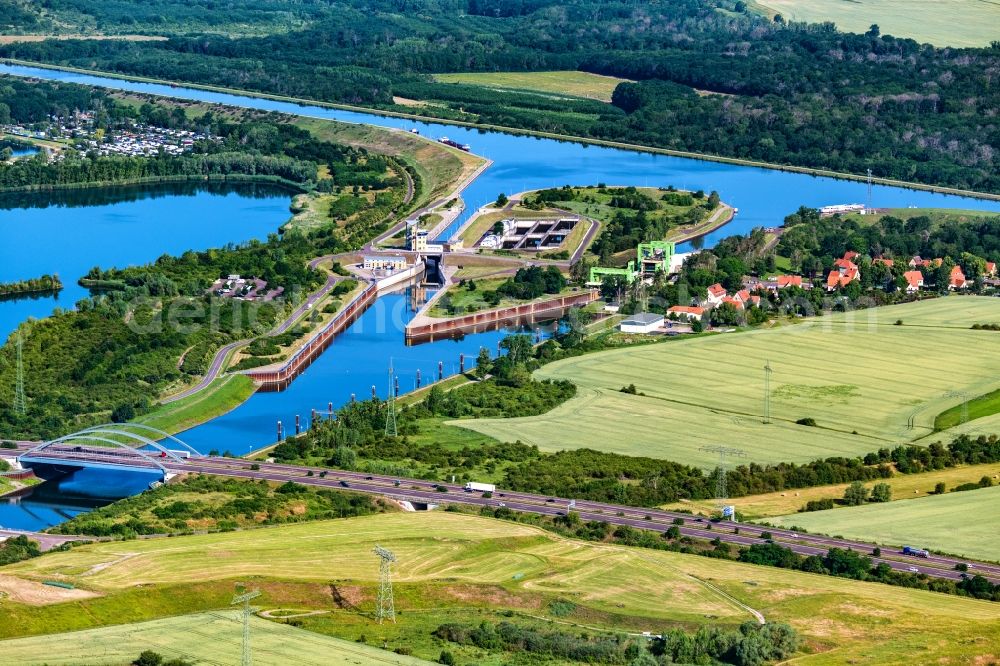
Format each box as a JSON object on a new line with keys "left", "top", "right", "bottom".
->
{"left": 18, "top": 424, "right": 203, "bottom": 478}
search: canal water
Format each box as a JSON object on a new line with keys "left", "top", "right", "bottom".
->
{"left": 2, "top": 63, "right": 1000, "bottom": 526}
{"left": 0, "top": 467, "right": 162, "bottom": 531}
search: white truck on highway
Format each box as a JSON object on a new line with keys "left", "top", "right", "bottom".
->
{"left": 464, "top": 482, "right": 496, "bottom": 493}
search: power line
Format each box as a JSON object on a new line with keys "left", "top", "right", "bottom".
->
{"left": 373, "top": 545, "right": 397, "bottom": 624}
{"left": 384, "top": 360, "right": 397, "bottom": 437}
{"left": 762, "top": 359, "right": 772, "bottom": 424}
{"left": 230, "top": 586, "right": 262, "bottom": 666}
{"left": 13, "top": 332, "right": 26, "bottom": 416}
{"left": 699, "top": 445, "right": 747, "bottom": 515}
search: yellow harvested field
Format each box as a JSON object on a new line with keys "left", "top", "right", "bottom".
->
{"left": 0, "top": 610, "right": 432, "bottom": 665}
{"left": 434, "top": 71, "right": 631, "bottom": 102}
{"left": 663, "top": 462, "right": 1000, "bottom": 518}
{"left": 3, "top": 513, "right": 1000, "bottom": 664}
{"left": 754, "top": 0, "right": 999, "bottom": 47}
{"left": 455, "top": 297, "right": 1000, "bottom": 468}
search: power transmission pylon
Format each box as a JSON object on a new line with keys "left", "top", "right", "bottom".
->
{"left": 762, "top": 360, "right": 772, "bottom": 424}
{"left": 866, "top": 168, "right": 873, "bottom": 211}
{"left": 384, "top": 361, "right": 397, "bottom": 436}
{"left": 13, "top": 332, "right": 26, "bottom": 416}
{"left": 373, "top": 545, "right": 397, "bottom": 623}
{"left": 231, "top": 586, "right": 262, "bottom": 666}
{"left": 699, "top": 445, "right": 747, "bottom": 515}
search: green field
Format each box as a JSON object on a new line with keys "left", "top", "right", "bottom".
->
{"left": 2, "top": 513, "right": 1000, "bottom": 664}
{"left": 843, "top": 206, "right": 1000, "bottom": 228}
{"left": 754, "top": 0, "right": 999, "bottom": 47}
{"left": 137, "top": 374, "right": 255, "bottom": 436}
{"left": 433, "top": 71, "right": 631, "bottom": 102}
{"left": 0, "top": 610, "right": 431, "bottom": 665}
{"left": 454, "top": 297, "right": 1000, "bottom": 468}
{"left": 771, "top": 485, "right": 1000, "bottom": 562}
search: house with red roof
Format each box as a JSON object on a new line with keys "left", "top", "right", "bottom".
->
{"left": 826, "top": 254, "right": 861, "bottom": 292}
{"left": 667, "top": 305, "right": 705, "bottom": 322}
{"left": 902, "top": 270, "right": 924, "bottom": 293}
{"left": 721, "top": 295, "right": 745, "bottom": 310}
{"left": 949, "top": 265, "right": 969, "bottom": 290}
{"left": 986, "top": 262, "right": 996, "bottom": 277}
{"left": 706, "top": 283, "right": 727, "bottom": 307}
{"left": 872, "top": 258, "right": 894, "bottom": 268}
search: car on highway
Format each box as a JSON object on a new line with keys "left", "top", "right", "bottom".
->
{"left": 497, "top": 502, "right": 506, "bottom": 507}
{"left": 339, "top": 480, "right": 350, "bottom": 488}
{"left": 393, "top": 480, "right": 401, "bottom": 487}
{"left": 908, "top": 566, "right": 920, "bottom": 573}
{"left": 365, "top": 476, "right": 373, "bottom": 480}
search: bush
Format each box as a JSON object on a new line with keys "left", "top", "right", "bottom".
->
{"left": 795, "top": 417, "right": 817, "bottom": 427}
{"left": 800, "top": 498, "right": 835, "bottom": 512}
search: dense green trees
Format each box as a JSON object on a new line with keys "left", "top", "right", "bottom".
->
{"left": 1, "top": 0, "right": 996, "bottom": 192}
{"left": 0, "top": 273, "right": 62, "bottom": 299}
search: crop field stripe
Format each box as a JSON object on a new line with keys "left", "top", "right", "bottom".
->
{"left": 455, "top": 298, "right": 1000, "bottom": 467}
{"left": 770, "top": 485, "right": 1000, "bottom": 562}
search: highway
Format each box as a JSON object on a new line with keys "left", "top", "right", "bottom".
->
{"left": 18, "top": 443, "right": 1000, "bottom": 585}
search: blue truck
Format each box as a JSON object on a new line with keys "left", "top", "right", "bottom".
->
{"left": 903, "top": 546, "right": 929, "bottom": 558}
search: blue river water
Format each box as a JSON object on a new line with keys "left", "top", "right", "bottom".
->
{"left": 9, "top": 146, "right": 38, "bottom": 158}
{"left": 2, "top": 63, "right": 1000, "bottom": 527}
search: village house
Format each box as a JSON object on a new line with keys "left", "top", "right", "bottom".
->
{"left": 902, "top": 270, "right": 924, "bottom": 294}
{"left": 949, "top": 265, "right": 969, "bottom": 290}
{"left": 706, "top": 283, "right": 727, "bottom": 307}
{"left": 667, "top": 305, "right": 705, "bottom": 322}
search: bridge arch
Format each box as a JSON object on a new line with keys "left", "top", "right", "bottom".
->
{"left": 19, "top": 425, "right": 201, "bottom": 476}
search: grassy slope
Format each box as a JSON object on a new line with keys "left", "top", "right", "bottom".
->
{"left": 753, "top": 0, "right": 998, "bottom": 47}
{"left": 1, "top": 513, "right": 999, "bottom": 664}
{"left": 662, "top": 462, "right": 1000, "bottom": 519}
{"left": 432, "top": 71, "right": 631, "bottom": 103}
{"left": 137, "top": 375, "right": 255, "bottom": 436}
{"left": 842, "top": 206, "right": 1000, "bottom": 228}
{"left": 770, "top": 485, "right": 1000, "bottom": 562}
{"left": 454, "top": 297, "right": 1000, "bottom": 468}
{"left": 0, "top": 610, "right": 432, "bottom": 666}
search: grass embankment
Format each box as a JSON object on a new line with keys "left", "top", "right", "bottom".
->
{"left": 842, "top": 206, "right": 1000, "bottom": 228}
{"left": 294, "top": 116, "right": 483, "bottom": 206}
{"left": 935, "top": 387, "right": 1000, "bottom": 431}
{"left": 455, "top": 297, "right": 1000, "bottom": 469}
{"left": 138, "top": 375, "right": 255, "bottom": 436}
{"left": 752, "top": 0, "right": 997, "bottom": 47}
{"left": 1, "top": 513, "right": 999, "bottom": 664}
{"left": 433, "top": 71, "right": 631, "bottom": 103}
{"left": 663, "top": 462, "right": 1000, "bottom": 519}
{"left": 770, "top": 485, "right": 1000, "bottom": 562}
{"left": 0, "top": 611, "right": 431, "bottom": 666}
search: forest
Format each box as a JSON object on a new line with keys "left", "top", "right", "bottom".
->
{"left": 0, "top": 0, "right": 996, "bottom": 192}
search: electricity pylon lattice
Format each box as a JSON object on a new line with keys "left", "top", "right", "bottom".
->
{"left": 230, "top": 586, "right": 262, "bottom": 666}
{"left": 373, "top": 545, "right": 396, "bottom": 623}
{"left": 384, "top": 362, "right": 397, "bottom": 436}
{"left": 762, "top": 360, "right": 772, "bottom": 424}
{"left": 13, "top": 332, "right": 26, "bottom": 416}
{"left": 945, "top": 391, "right": 969, "bottom": 425}
{"left": 699, "top": 445, "right": 747, "bottom": 512}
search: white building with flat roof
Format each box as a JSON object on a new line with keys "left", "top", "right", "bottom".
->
{"left": 619, "top": 312, "right": 664, "bottom": 334}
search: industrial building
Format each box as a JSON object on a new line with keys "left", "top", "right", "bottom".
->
{"left": 619, "top": 312, "right": 665, "bottom": 334}
{"left": 477, "top": 216, "right": 579, "bottom": 250}
{"left": 363, "top": 255, "right": 408, "bottom": 272}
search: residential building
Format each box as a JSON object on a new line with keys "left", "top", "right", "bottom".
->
{"left": 667, "top": 305, "right": 704, "bottom": 322}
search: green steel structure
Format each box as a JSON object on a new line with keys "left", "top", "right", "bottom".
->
{"left": 589, "top": 240, "right": 675, "bottom": 285}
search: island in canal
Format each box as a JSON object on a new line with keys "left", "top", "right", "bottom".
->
{"left": 0, "top": 273, "right": 63, "bottom": 301}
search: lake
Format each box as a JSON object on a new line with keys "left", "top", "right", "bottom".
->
{"left": 0, "top": 181, "right": 294, "bottom": 339}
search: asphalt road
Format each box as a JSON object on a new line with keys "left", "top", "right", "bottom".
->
{"left": 19, "top": 443, "right": 1000, "bottom": 585}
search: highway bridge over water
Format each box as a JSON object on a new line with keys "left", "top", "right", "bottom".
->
{"left": 8, "top": 426, "right": 1000, "bottom": 585}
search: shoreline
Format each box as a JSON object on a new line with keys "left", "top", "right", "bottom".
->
{"left": 3, "top": 58, "right": 999, "bottom": 203}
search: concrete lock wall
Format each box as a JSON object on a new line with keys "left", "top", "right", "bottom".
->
{"left": 404, "top": 290, "right": 599, "bottom": 344}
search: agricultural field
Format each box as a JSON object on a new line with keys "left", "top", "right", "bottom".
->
{"left": 455, "top": 297, "right": 1000, "bottom": 469}
{"left": 771, "top": 485, "right": 1000, "bottom": 562}
{"left": 663, "top": 462, "right": 1000, "bottom": 519}
{"left": 433, "top": 71, "right": 631, "bottom": 102}
{"left": 753, "top": 0, "right": 999, "bottom": 47}
{"left": 1, "top": 513, "right": 999, "bottom": 664}
{"left": 838, "top": 207, "right": 1000, "bottom": 233}
{"left": 0, "top": 610, "right": 431, "bottom": 665}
